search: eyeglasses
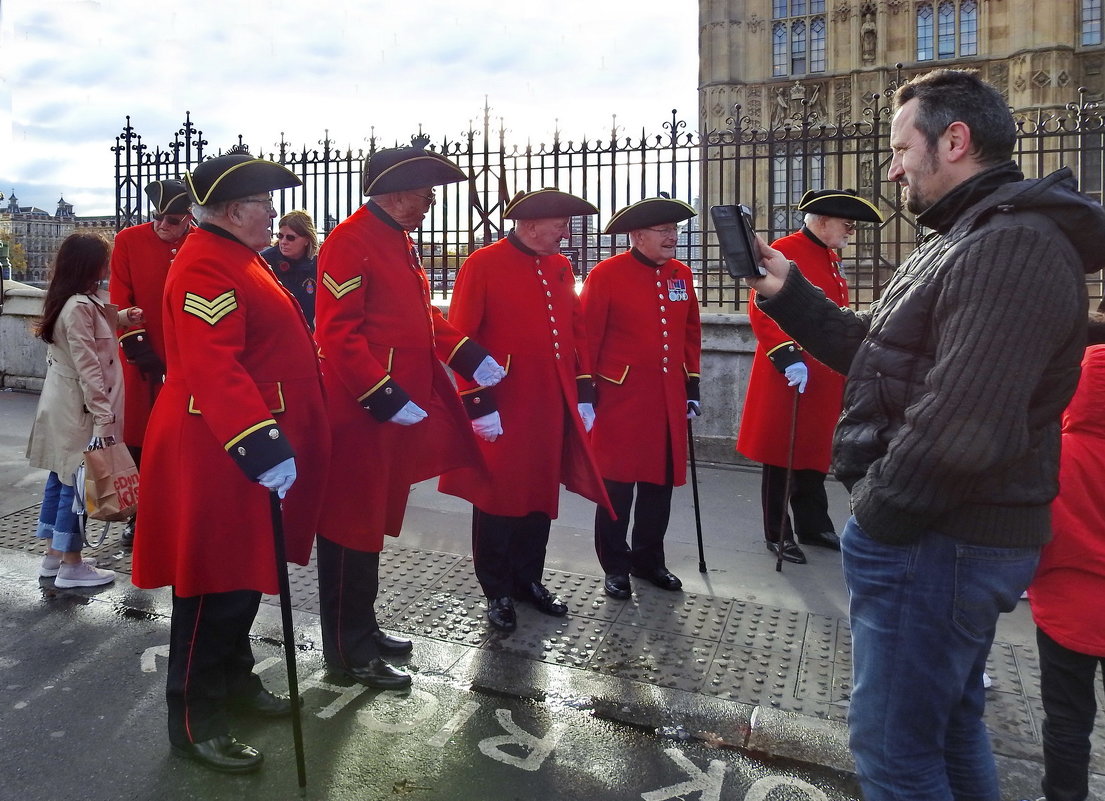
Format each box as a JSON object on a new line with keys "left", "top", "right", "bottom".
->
{"left": 153, "top": 213, "right": 188, "bottom": 225}
{"left": 645, "top": 226, "right": 680, "bottom": 236}
{"left": 277, "top": 233, "right": 299, "bottom": 242}
{"left": 238, "top": 197, "right": 276, "bottom": 212}
{"left": 413, "top": 189, "right": 436, "bottom": 204}
{"left": 841, "top": 221, "right": 858, "bottom": 232}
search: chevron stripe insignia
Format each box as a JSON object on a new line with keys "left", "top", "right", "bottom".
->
{"left": 322, "top": 272, "right": 362, "bottom": 299}
{"left": 182, "top": 290, "right": 239, "bottom": 325}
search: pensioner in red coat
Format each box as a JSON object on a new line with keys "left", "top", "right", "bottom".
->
{"left": 132, "top": 226, "right": 330, "bottom": 597}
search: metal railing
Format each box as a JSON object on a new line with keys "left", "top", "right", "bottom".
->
{"left": 114, "top": 87, "right": 1105, "bottom": 312}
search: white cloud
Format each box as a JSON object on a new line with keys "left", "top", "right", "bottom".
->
{"left": 1, "top": 0, "right": 699, "bottom": 215}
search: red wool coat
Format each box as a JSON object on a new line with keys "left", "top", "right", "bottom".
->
{"left": 581, "top": 250, "right": 702, "bottom": 486}
{"left": 1029, "top": 344, "right": 1105, "bottom": 657}
{"left": 438, "top": 235, "right": 611, "bottom": 517}
{"left": 736, "top": 229, "right": 848, "bottom": 472}
{"left": 314, "top": 203, "right": 485, "bottom": 552}
{"left": 109, "top": 222, "right": 191, "bottom": 446}
{"left": 132, "top": 226, "right": 330, "bottom": 597}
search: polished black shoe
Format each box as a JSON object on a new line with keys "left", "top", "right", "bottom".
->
{"left": 797, "top": 530, "right": 841, "bottom": 550}
{"left": 514, "top": 582, "right": 568, "bottom": 616}
{"left": 487, "top": 596, "right": 517, "bottom": 632}
{"left": 371, "top": 628, "right": 414, "bottom": 655}
{"left": 766, "top": 540, "right": 807, "bottom": 564}
{"left": 631, "top": 567, "right": 683, "bottom": 591}
{"left": 171, "top": 734, "right": 263, "bottom": 774}
{"left": 228, "top": 687, "right": 299, "bottom": 718}
{"left": 603, "top": 573, "right": 631, "bottom": 600}
{"left": 333, "top": 658, "right": 412, "bottom": 690}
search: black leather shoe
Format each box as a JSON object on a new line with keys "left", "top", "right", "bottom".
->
{"left": 797, "top": 530, "right": 841, "bottom": 550}
{"left": 631, "top": 567, "right": 683, "bottom": 591}
{"left": 487, "top": 596, "right": 517, "bottom": 631}
{"left": 514, "top": 583, "right": 568, "bottom": 616}
{"left": 171, "top": 734, "right": 263, "bottom": 774}
{"left": 604, "top": 574, "right": 631, "bottom": 600}
{"left": 228, "top": 687, "right": 299, "bottom": 718}
{"left": 333, "top": 658, "right": 412, "bottom": 690}
{"left": 371, "top": 629, "right": 414, "bottom": 655}
{"left": 766, "top": 540, "right": 807, "bottom": 564}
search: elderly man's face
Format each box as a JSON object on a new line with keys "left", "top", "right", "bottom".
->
{"left": 524, "top": 217, "right": 571, "bottom": 256}
{"left": 229, "top": 195, "right": 278, "bottom": 251}
{"left": 632, "top": 224, "right": 679, "bottom": 265}
{"left": 152, "top": 211, "right": 192, "bottom": 243}
{"left": 390, "top": 188, "right": 437, "bottom": 231}
{"left": 809, "top": 215, "right": 858, "bottom": 251}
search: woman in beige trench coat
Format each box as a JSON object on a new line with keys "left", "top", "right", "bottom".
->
{"left": 26, "top": 233, "right": 141, "bottom": 587}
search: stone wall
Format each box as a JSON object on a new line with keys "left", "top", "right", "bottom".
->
{"left": 0, "top": 287, "right": 759, "bottom": 466}
{"left": 0, "top": 281, "right": 46, "bottom": 392}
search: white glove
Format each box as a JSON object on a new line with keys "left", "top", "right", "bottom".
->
{"left": 471, "top": 411, "right": 503, "bottom": 442}
{"left": 784, "top": 362, "right": 808, "bottom": 394}
{"left": 577, "top": 402, "right": 595, "bottom": 433}
{"left": 686, "top": 400, "right": 702, "bottom": 419}
{"left": 389, "top": 400, "right": 428, "bottom": 426}
{"left": 473, "top": 356, "right": 506, "bottom": 387}
{"left": 257, "top": 457, "right": 297, "bottom": 499}
{"left": 86, "top": 435, "right": 116, "bottom": 451}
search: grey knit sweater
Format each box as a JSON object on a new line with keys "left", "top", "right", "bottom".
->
{"left": 759, "top": 164, "right": 1105, "bottom": 547}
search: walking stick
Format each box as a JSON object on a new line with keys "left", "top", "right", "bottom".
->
{"left": 776, "top": 389, "right": 801, "bottom": 573}
{"left": 686, "top": 418, "right": 707, "bottom": 573}
{"left": 268, "top": 491, "right": 308, "bottom": 790}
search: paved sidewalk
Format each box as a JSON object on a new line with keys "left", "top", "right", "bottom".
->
{"left": 2, "top": 387, "right": 1103, "bottom": 798}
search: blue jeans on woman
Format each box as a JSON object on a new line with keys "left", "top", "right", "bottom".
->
{"left": 841, "top": 516, "right": 1040, "bottom": 801}
{"left": 35, "top": 472, "right": 82, "bottom": 553}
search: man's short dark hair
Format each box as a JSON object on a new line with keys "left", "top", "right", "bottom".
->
{"left": 894, "top": 69, "right": 1016, "bottom": 166}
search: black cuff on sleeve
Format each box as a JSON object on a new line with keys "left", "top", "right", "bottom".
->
{"left": 447, "top": 337, "right": 492, "bottom": 381}
{"left": 225, "top": 421, "right": 296, "bottom": 480}
{"left": 360, "top": 377, "right": 411, "bottom": 422}
{"left": 461, "top": 387, "right": 498, "bottom": 418}
{"left": 685, "top": 375, "right": 701, "bottom": 403}
{"left": 767, "top": 342, "right": 804, "bottom": 372}
{"left": 576, "top": 376, "right": 596, "bottom": 405}
{"left": 120, "top": 329, "right": 165, "bottom": 374}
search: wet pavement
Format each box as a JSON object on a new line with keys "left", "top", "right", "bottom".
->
{"left": 1, "top": 387, "right": 1103, "bottom": 800}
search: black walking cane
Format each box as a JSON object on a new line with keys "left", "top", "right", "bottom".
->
{"left": 268, "top": 491, "right": 308, "bottom": 790}
{"left": 776, "top": 389, "right": 801, "bottom": 573}
{"left": 686, "top": 418, "right": 707, "bottom": 573}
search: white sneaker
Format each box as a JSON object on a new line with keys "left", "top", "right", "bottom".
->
{"left": 54, "top": 561, "right": 115, "bottom": 588}
{"left": 39, "top": 555, "right": 97, "bottom": 578}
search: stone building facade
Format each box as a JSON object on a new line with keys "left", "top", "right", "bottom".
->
{"left": 0, "top": 192, "right": 115, "bottom": 285}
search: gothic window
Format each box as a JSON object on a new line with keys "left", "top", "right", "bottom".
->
{"left": 770, "top": 143, "right": 825, "bottom": 239}
{"left": 772, "top": 0, "right": 827, "bottom": 77}
{"left": 916, "top": 1, "right": 977, "bottom": 60}
{"left": 1084, "top": 0, "right": 1104, "bottom": 46}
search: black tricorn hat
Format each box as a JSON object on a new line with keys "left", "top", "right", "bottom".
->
{"left": 797, "top": 189, "right": 882, "bottom": 223}
{"left": 603, "top": 196, "right": 696, "bottom": 234}
{"left": 144, "top": 180, "right": 191, "bottom": 215}
{"left": 362, "top": 145, "right": 467, "bottom": 195}
{"left": 503, "top": 188, "right": 598, "bottom": 220}
{"left": 185, "top": 153, "right": 301, "bottom": 206}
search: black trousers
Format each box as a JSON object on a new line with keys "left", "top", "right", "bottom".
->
{"left": 759, "top": 464, "right": 833, "bottom": 543}
{"left": 316, "top": 534, "right": 381, "bottom": 668}
{"left": 1037, "top": 627, "right": 1105, "bottom": 801}
{"left": 167, "top": 589, "right": 263, "bottom": 747}
{"left": 594, "top": 479, "right": 673, "bottom": 575}
{"left": 471, "top": 507, "right": 551, "bottom": 599}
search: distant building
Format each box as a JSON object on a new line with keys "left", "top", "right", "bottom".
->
{"left": 0, "top": 191, "right": 116, "bottom": 285}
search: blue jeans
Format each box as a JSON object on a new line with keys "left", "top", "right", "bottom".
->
{"left": 841, "top": 516, "right": 1039, "bottom": 801}
{"left": 35, "top": 472, "right": 82, "bottom": 553}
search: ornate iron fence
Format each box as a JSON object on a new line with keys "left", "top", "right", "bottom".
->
{"left": 113, "top": 90, "right": 1105, "bottom": 312}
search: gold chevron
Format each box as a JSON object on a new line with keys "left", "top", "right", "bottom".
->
{"left": 183, "top": 290, "right": 238, "bottom": 325}
{"left": 322, "top": 272, "right": 362, "bottom": 299}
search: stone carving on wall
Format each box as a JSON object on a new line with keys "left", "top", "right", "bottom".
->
{"left": 861, "top": 9, "right": 877, "bottom": 64}
{"left": 989, "top": 62, "right": 1009, "bottom": 100}
{"left": 1013, "top": 55, "right": 1028, "bottom": 93}
{"left": 747, "top": 86, "right": 763, "bottom": 127}
{"left": 835, "top": 78, "right": 853, "bottom": 120}
{"left": 834, "top": 1, "right": 853, "bottom": 23}
{"left": 881, "top": 0, "right": 907, "bottom": 14}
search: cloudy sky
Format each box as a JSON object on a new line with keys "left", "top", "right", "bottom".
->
{"left": 0, "top": 0, "right": 699, "bottom": 217}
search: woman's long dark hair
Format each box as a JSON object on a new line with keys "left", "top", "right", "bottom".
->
{"left": 35, "top": 233, "right": 111, "bottom": 344}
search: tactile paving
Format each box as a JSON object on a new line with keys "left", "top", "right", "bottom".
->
{"left": 492, "top": 612, "right": 612, "bottom": 668}
{"left": 702, "top": 644, "right": 798, "bottom": 710}
{"left": 616, "top": 591, "right": 732, "bottom": 640}
{"left": 589, "top": 624, "right": 717, "bottom": 693}
{"left": 387, "top": 589, "right": 491, "bottom": 647}
{"left": 718, "top": 600, "right": 803, "bottom": 654}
